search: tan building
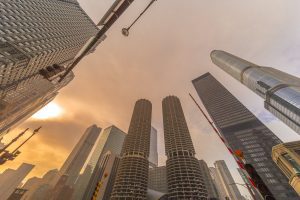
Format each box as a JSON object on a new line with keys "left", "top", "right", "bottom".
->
{"left": 272, "top": 141, "right": 300, "bottom": 195}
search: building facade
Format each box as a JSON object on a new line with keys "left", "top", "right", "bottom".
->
{"left": 56, "top": 124, "right": 101, "bottom": 187}
{"left": 0, "top": 163, "right": 34, "bottom": 199}
{"left": 214, "top": 160, "right": 243, "bottom": 200}
{"left": 162, "top": 96, "right": 207, "bottom": 199}
{"left": 86, "top": 151, "right": 120, "bottom": 200}
{"left": 8, "top": 188, "right": 27, "bottom": 200}
{"left": 111, "top": 99, "right": 152, "bottom": 200}
{"left": 237, "top": 168, "right": 263, "bottom": 200}
{"left": 198, "top": 160, "right": 219, "bottom": 200}
{"left": 80, "top": 125, "right": 126, "bottom": 200}
{"left": 0, "top": 0, "right": 100, "bottom": 136}
{"left": 210, "top": 50, "right": 300, "bottom": 133}
{"left": 148, "top": 166, "right": 168, "bottom": 193}
{"left": 272, "top": 140, "right": 300, "bottom": 195}
{"left": 149, "top": 126, "right": 158, "bottom": 168}
{"left": 209, "top": 167, "right": 229, "bottom": 200}
{"left": 192, "top": 72, "right": 299, "bottom": 199}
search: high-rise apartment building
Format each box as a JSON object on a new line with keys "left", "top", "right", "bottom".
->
{"left": 162, "top": 96, "right": 207, "bottom": 199}
{"left": 214, "top": 160, "right": 243, "bottom": 200}
{"left": 111, "top": 99, "right": 152, "bottom": 200}
{"left": 149, "top": 127, "right": 158, "bottom": 168}
{"left": 148, "top": 166, "right": 168, "bottom": 193}
{"left": 210, "top": 50, "right": 300, "bottom": 133}
{"left": 192, "top": 73, "right": 299, "bottom": 199}
{"left": 272, "top": 140, "right": 300, "bottom": 195}
{"left": 79, "top": 125, "right": 126, "bottom": 200}
{"left": 0, "top": 0, "right": 100, "bottom": 136}
{"left": 56, "top": 124, "right": 101, "bottom": 187}
{"left": 0, "top": 163, "right": 34, "bottom": 199}
{"left": 198, "top": 160, "right": 219, "bottom": 200}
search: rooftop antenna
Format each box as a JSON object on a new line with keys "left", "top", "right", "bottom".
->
{"left": 122, "top": 0, "right": 157, "bottom": 37}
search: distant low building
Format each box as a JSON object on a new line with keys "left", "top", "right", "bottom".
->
{"left": 148, "top": 166, "right": 168, "bottom": 193}
{"left": 272, "top": 140, "right": 300, "bottom": 195}
{"left": 0, "top": 163, "right": 34, "bottom": 199}
{"left": 8, "top": 188, "right": 27, "bottom": 200}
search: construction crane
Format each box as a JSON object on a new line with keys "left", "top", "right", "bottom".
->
{"left": 122, "top": 0, "right": 157, "bottom": 36}
{"left": 0, "top": 127, "right": 41, "bottom": 165}
{"left": 59, "top": 0, "right": 136, "bottom": 82}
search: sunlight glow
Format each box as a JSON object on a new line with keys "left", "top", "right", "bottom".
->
{"left": 32, "top": 102, "right": 64, "bottom": 120}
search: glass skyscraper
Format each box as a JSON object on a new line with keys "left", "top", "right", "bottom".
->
{"left": 162, "top": 96, "right": 207, "bottom": 199}
{"left": 192, "top": 72, "right": 299, "bottom": 199}
{"left": 211, "top": 50, "right": 300, "bottom": 134}
{"left": 0, "top": 0, "right": 100, "bottom": 137}
{"left": 80, "top": 125, "right": 126, "bottom": 200}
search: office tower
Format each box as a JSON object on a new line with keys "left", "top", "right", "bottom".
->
{"left": 85, "top": 151, "right": 120, "bottom": 200}
{"left": 0, "top": 0, "right": 100, "bottom": 137}
{"left": 198, "top": 160, "right": 219, "bottom": 200}
{"left": 162, "top": 96, "right": 207, "bottom": 199}
{"left": 210, "top": 50, "right": 300, "bottom": 133}
{"left": 88, "top": 126, "right": 126, "bottom": 171}
{"left": 75, "top": 125, "right": 126, "bottom": 200}
{"left": 148, "top": 166, "right": 168, "bottom": 193}
{"left": 72, "top": 165, "right": 93, "bottom": 200}
{"left": 111, "top": 99, "right": 152, "bottom": 199}
{"left": 192, "top": 72, "right": 299, "bottom": 199}
{"left": 8, "top": 188, "right": 27, "bottom": 200}
{"left": 272, "top": 140, "right": 300, "bottom": 195}
{"left": 0, "top": 163, "right": 34, "bottom": 199}
{"left": 149, "top": 126, "right": 159, "bottom": 168}
{"left": 214, "top": 160, "right": 243, "bottom": 200}
{"left": 56, "top": 124, "right": 101, "bottom": 187}
{"left": 237, "top": 168, "right": 263, "bottom": 200}
{"left": 209, "top": 167, "right": 229, "bottom": 200}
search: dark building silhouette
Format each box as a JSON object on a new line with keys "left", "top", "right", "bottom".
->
{"left": 162, "top": 96, "right": 207, "bottom": 199}
{"left": 111, "top": 99, "right": 152, "bottom": 200}
{"left": 192, "top": 73, "right": 299, "bottom": 199}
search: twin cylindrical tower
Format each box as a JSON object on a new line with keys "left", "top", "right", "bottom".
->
{"left": 111, "top": 97, "right": 207, "bottom": 199}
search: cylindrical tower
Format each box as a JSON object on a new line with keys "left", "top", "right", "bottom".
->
{"left": 162, "top": 96, "right": 207, "bottom": 199}
{"left": 110, "top": 99, "right": 152, "bottom": 200}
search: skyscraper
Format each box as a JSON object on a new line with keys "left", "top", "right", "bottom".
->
{"left": 0, "top": 163, "right": 34, "bottom": 200}
{"left": 210, "top": 50, "right": 300, "bottom": 134}
{"left": 56, "top": 124, "right": 101, "bottom": 187}
{"left": 162, "top": 96, "right": 207, "bottom": 199}
{"left": 78, "top": 125, "right": 126, "bottom": 200}
{"left": 149, "top": 126, "right": 158, "bottom": 168}
{"left": 86, "top": 151, "right": 121, "bottom": 200}
{"left": 198, "top": 160, "right": 219, "bottom": 200}
{"left": 111, "top": 99, "right": 152, "bottom": 200}
{"left": 209, "top": 167, "right": 229, "bottom": 200}
{"left": 192, "top": 73, "right": 299, "bottom": 199}
{"left": 214, "top": 160, "right": 243, "bottom": 200}
{"left": 88, "top": 125, "right": 126, "bottom": 171}
{"left": 0, "top": 0, "right": 100, "bottom": 136}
